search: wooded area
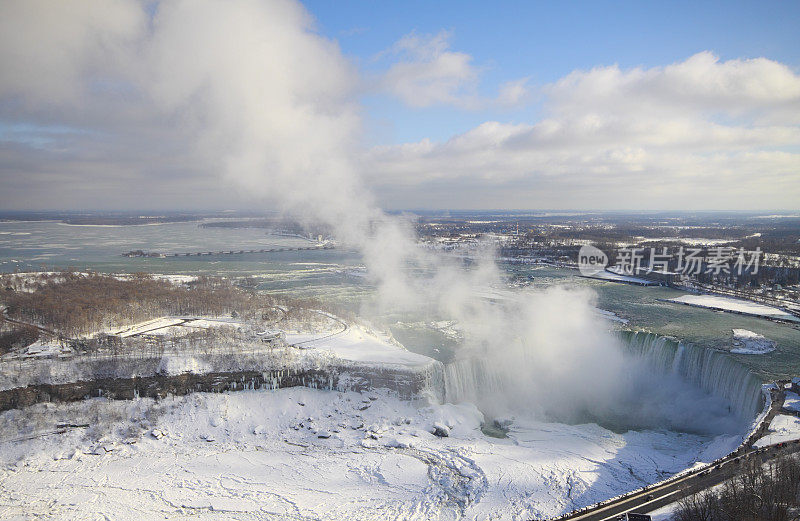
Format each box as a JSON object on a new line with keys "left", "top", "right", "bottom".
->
{"left": 0, "top": 272, "right": 272, "bottom": 337}
{"left": 0, "top": 322, "right": 39, "bottom": 355}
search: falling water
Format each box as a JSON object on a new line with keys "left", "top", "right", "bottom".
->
{"left": 444, "top": 329, "right": 764, "bottom": 428}
{"left": 620, "top": 330, "right": 764, "bottom": 419}
{"left": 444, "top": 356, "right": 505, "bottom": 407}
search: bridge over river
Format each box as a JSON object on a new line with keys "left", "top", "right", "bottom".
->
{"left": 123, "top": 243, "right": 334, "bottom": 258}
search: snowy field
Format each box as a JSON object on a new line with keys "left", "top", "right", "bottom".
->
{"left": 0, "top": 387, "right": 742, "bottom": 521}
{"left": 667, "top": 294, "right": 800, "bottom": 323}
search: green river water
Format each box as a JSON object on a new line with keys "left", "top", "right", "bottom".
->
{"left": 2, "top": 219, "right": 798, "bottom": 383}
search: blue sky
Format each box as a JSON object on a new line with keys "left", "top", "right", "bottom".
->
{"left": 305, "top": 0, "right": 800, "bottom": 144}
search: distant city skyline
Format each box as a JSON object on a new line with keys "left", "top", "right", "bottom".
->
{"left": 0, "top": 0, "right": 798, "bottom": 211}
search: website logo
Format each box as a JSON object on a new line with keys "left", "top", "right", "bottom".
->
{"left": 578, "top": 244, "right": 608, "bottom": 276}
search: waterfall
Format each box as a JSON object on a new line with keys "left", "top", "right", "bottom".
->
{"left": 444, "top": 356, "right": 505, "bottom": 406}
{"left": 619, "top": 330, "right": 764, "bottom": 420}
{"left": 443, "top": 329, "right": 764, "bottom": 426}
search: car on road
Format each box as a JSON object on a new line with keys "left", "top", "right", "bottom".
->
{"left": 616, "top": 514, "right": 652, "bottom": 521}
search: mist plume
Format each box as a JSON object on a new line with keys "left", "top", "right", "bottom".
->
{"left": 0, "top": 0, "right": 746, "bottom": 434}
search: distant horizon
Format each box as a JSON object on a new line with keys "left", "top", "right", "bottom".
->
{"left": 2, "top": 209, "right": 800, "bottom": 217}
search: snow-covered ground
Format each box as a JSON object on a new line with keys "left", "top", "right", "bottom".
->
{"left": 585, "top": 269, "right": 658, "bottom": 286}
{"left": 0, "top": 272, "right": 199, "bottom": 293}
{"left": 784, "top": 391, "right": 800, "bottom": 413}
{"left": 667, "top": 294, "right": 800, "bottom": 323}
{"left": 287, "top": 325, "right": 433, "bottom": 368}
{"left": 13, "top": 341, "right": 72, "bottom": 359}
{"left": 730, "top": 328, "right": 777, "bottom": 355}
{"left": 649, "top": 503, "right": 679, "bottom": 521}
{"left": 0, "top": 387, "right": 740, "bottom": 521}
{"left": 111, "top": 316, "right": 241, "bottom": 338}
{"left": 637, "top": 238, "right": 735, "bottom": 247}
{"left": 650, "top": 408, "right": 800, "bottom": 520}
{"left": 1, "top": 311, "right": 439, "bottom": 390}
{"left": 753, "top": 413, "right": 800, "bottom": 448}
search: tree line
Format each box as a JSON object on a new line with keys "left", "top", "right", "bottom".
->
{"left": 674, "top": 452, "right": 800, "bottom": 521}
{"left": 0, "top": 271, "right": 274, "bottom": 338}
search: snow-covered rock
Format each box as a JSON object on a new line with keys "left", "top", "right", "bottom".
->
{"left": 432, "top": 422, "right": 450, "bottom": 437}
{"left": 384, "top": 436, "right": 415, "bottom": 449}
{"left": 730, "top": 329, "right": 777, "bottom": 355}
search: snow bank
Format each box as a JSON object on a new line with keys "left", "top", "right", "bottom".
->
{"left": 650, "top": 503, "right": 680, "bottom": 521}
{"left": 287, "top": 324, "right": 434, "bottom": 368}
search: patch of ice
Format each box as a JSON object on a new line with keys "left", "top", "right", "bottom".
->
{"left": 587, "top": 269, "right": 656, "bottom": 285}
{"left": 668, "top": 294, "right": 799, "bottom": 323}
{"left": 594, "top": 308, "right": 629, "bottom": 324}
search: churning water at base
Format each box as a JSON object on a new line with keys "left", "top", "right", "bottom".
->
{"left": 444, "top": 330, "right": 764, "bottom": 433}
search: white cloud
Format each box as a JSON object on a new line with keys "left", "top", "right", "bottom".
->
{"left": 546, "top": 51, "right": 800, "bottom": 124}
{"left": 366, "top": 53, "right": 800, "bottom": 210}
{"left": 495, "top": 77, "right": 531, "bottom": 107}
{"left": 0, "top": 0, "right": 364, "bottom": 212}
{"left": 380, "top": 30, "right": 480, "bottom": 108}
{"left": 378, "top": 30, "right": 530, "bottom": 109}
{"left": 0, "top": 0, "right": 145, "bottom": 106}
